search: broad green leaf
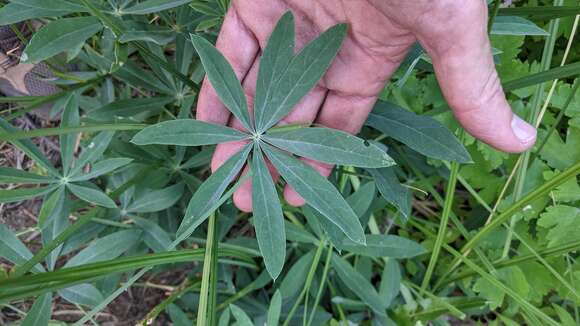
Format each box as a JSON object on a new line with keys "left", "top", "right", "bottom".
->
{"left": 279, "top": 250, "right": 315, "bottom": 299}
{"left": 264, "top": 127, "right": 395, "bottom": 168}
{"left": 0, "top": 4, "right": 69, "bottom": 25}
{"left": 252, "top": 145, "right": 285, "bottom": 279}
{"left": 0, "top": 224, "right": 45, "bottom": 273}
{"left": 133, "top": 217, "right": 173, "bottom": 252}
{"left": 491, "top": 16, "right": 548, "bottom": 36}
{"left": 218, "top": 308, "right": 230, "bottom": 326}
{"left": 332, "top": 254, "right": 387, "bottom": 315}
{"left": 366, "top": 101, "right": 471, "bottom": 163}
{"left": 0, "top": 118, "right": 58, "bottom": 176}
{"left": 254, "top": 12, "right": 295, "bottom": 131}
{"left": 267, "top": 290, "right": 282, "bottom": 326}
{"left": 229, "top": 304, "right": 253, "bottom": 326}
{"left": 64, "top": 229, "right": 142, "bottom": 267}
{"left": 285, "top": 220, "right": 318, "bottom": 244}
{"left": 22, "top": 16, "right": 103, "bottom": 63}
{"left": 0, "top": 186, "right": 56, "bottom": 203}
{"left": 69, "top": 132, "right": 115, "bottom": 176}
{"left": 262, "top": 143, "right": 365, "bottom": 245}
{"left": 132, "top": 119, "right": 248, "bottom": 146}
{"left": 341, "top": 235, "right": 425, "bottom": 258}
{"left": 89, "top": 97, "right": 174, "bottom": 121}
{"left": 190, "top": 34, "right": 253, "bottom": 131}
{"left": 60, "top": 93, "right": 80, "bottom": 176}
{"left": 70, "top": 158, "right": 133, "bottom": 182}
{"left": 0, "top": 167, "right": 56, "bottom": 184}
{"left": 67, "top": 183, "right": 116, "bottom": 208}
{"left": 177, "top": 144, "right": 252, "bottom": 237}
{"left": 21, "top": 293, "right": 52, "bottom": 326}
{"left": 58, "top": 284, "right": 104, "bottom": 307}
{"left": 379, "top": 259, "right": 401, "bottom": 308}
{"left": 126, "top": 183, "right": 184, "bottom": 213}
{"left": 122, "top": 0, "right": 192, "bottom": 15}
{"left": 167, "top": 304, "right": 192, "bottom": 326}
{"left": 11, "top": 0, "right": 87, "bottom": 11}
{"left": 119, "top": 29, "right": 175, "bottom": 45}
{"left": 258, "top": 24, "right": 347, "bottom": 132}
{"left": 368, "top": 167, "right": 411, "bottom": 218}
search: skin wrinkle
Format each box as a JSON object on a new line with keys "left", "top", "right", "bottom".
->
{"left": 196, "top": 0, "right": 537, "bottom": 211}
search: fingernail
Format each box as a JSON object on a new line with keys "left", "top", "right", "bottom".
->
{"left": 511, "top": 115, "right": 536, "bottom": 144}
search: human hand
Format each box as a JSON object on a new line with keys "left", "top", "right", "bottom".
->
{"left": 195, "top": 0, "right": 537, "bottom": 212}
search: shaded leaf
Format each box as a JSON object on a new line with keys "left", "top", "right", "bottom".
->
{"left": 59, "top": 93, "right": 80, "bottom": 176}
{"left": 366, "top": 101, "right": 471, "bottom": 163}
{"left": 267, "top": 290, "right": 282, "bottom": 326}
{"left": 70, "top": 132, "right": 115, "bottom": 176}
{"left": 126, "top": 183, "right": 184, "bottom": 213}
{"left": 0, "top": 167, "right": 56, "bottom": 184}
{"left": 70, "top": 158, "right": 133, "bottom": 182}
{"left": 67, "top": 183, "right": 116, "bottom": 208}
{"left": 341, "top": 235, "right": 425, "bottom": 258}
{"left": 491, "top": 16, "right": 548, "bottom": 36}
{"left": 21, "top": 293, "right": 52, "bottom": 326}
{"left": 368, "top": 167, "right": 411, "bottom": 218}
{"left": 64, "top": 229, "right": 142, "bottom": 267}
{"left": 58, "top": 284, "right": 104, "bottom": 307}
{"left": 230, "top": 304, "right": 253, "bottom": 325}
{"left": 22, "top": 17, "right": 103, "bottom": 63}
{"left": 0, "top": 4, "right": 69, "bottom": 25}
{"left": 379, "top": 259, "right": 401, "bottom": 308}
{"left": 90, "top": 97, "right": 174, "bottom": 121}
{"left": 0, "top": 224, "right": 44, "bottom": 273}
{"left": 0, "top": 186, "right": 56, "bottom": 204}
{"left": 122, "top": 0, "right": 191, "bottom": 15}
{"left": 133, "top": 216, "right": 173, "bottom": 252}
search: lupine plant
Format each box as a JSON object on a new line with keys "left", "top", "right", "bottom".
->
{"left": 0, "top": 1, "right": 579, "bottom": 325}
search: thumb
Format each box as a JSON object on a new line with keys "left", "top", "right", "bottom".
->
{"left": 416, "top": 1, "right": 536, "bottom": 153}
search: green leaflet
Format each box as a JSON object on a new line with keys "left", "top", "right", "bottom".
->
{"left": 131, "top": 119, "right": 249, "bottom": 146}
{"left": 340, "top": 234, "right": 426, "bottom": 259}
{"left": 264, "top": 127, "right": 395, "bottom": 168}
{"left": 258, "top": 24, "right": 347, "bottom": 132}
{"left": 89, "top": 97, "right": 174, "bottom": 121}
{"left": 177, "top": 144, "right": 252, "bottom": 237}
{"left": 366, "top": 101, "right": 472, "bottom": 163}
{"left": 67, "top": 183, "right": 117, "bottom": 208}
{"left": 332, "top": 254, "right": 387, "bottom": 315}
{"left": 133, "top": 217, "right": 173, "bottom": 252}
{"left": 70, "top": 158, "right": 133, "bottom": 182}
{"left": 0, "top": 224, "right": 45, "bottom": 273}
{"left": 119, "top": 29, "right": 175, "bottom": 45}
{"left": 20, "top": 293, "right": 52, "bottom": 326}
{"left": 367, "top": 167, "right": 412, "bottom": 218}
{"left": 60, "top": 93, "right": 80, "bottom": 176}
{"left": 379, "top": 259, "right": 401, "bottom": 308}
{"left": 64, "top": 229, "right": 143, "bottom": 267}
{"left": 0, "top": 3, "right": 69, "bottom": 25}
{"left": 22, "top": 16, "right": 103, "bottom": 63}
{"left": 11, "top": 0, "right": 87, "bottom": 11}
{"left": 267, "top": 290, "right": 282, "bottom": 326}
{"left": 190, "top": 34, "right": 253, "bottom": 131}
{"left": 0, "top": 186, "right": 56, "bottom": 204}
{"left": 262, "top": 143, "right": 365, "bottom": 245}
{"left": 491, "top": 16, "right": 548, "bottom": 36}
{"left": 0, "top": 167, "right": 57, "bottom": 184}
{"left": 58, "top": 284, "right": 104, "bottom": 307}
{"left": 254, "top": 12, "right": 295, "bottom": 131}
{"left": 126, "top": 183, "right": 184, "bottom": 213}
{"left": 122, "top": 0, "right": 192, "bottom": 15}
{"left": 251, "top": 144, "right": 286, "bottom": 279}
{"left": 69, "top": 132, "right": 115, "bottom": 176}
{"left": 229, "top": 304, "right": 254, "bottom": 326}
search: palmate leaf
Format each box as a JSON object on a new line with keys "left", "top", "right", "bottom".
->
{"left": 131, "top": 119, "right": 249, "bottom": 146}
{"left": 366, "top": 101, "right": 471, "bottom": 163}
{"left": 262, "top": 143, "right": 365, "bottom": 245}
{"left": 190, "top": 34, "right": 253, "bottom": 131}
{"left": 254, "top": 12, "right": 295, "bottom": 131}
{"left": 264, "top": 127, "right": 395, "bottom": 168}
{"left": 251, "top": 144, "right": 285, "bottom": 279}
{"left": 177, "top": 144, "right": 252, "bottom": 237}
{"left": 257, "top": 23, "right": 347, "bottom": 132}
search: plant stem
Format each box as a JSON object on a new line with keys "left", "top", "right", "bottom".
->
{"left": 197, "top": 212, "right": 218, "bottom": 326}
{"left": 420, "top": 153, "right": 460, "bottom": 290}
{"left": 282, "top": 241, "right": 325, "bottom": 326}
{"left": 306, "top": 244, "right": 334, "bottom": 326}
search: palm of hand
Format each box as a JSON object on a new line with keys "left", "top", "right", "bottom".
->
{"left": 197, "top": 0, "right": 537, "bottom": 212}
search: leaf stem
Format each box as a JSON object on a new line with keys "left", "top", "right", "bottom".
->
{"left": 197, "top": 212, "right": 218, "bottom": 326}
{"left": 306, "top": 244, "right": 333, "bottom": 326}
